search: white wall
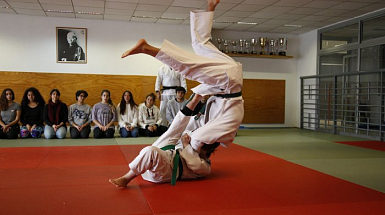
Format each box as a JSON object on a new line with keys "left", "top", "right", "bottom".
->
{"left": 0, "top": 13, "right": 315, "bottom": 127}
{"left": 296, "top": 30, "right": 318, "bottom": 127}
{"left": 0, "top": 13, "right": 192, "bottom": 75}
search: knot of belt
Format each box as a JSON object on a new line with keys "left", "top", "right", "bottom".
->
{"left": 161, "top": 145, "right": 183, "bottom": 186}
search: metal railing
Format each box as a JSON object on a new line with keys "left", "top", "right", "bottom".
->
{"left": 300, "top": 70, "right": 385, "bottom": 141}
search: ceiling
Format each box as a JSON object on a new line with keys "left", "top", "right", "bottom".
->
{"left": 1, "top": 0, "right": 385, "bottom": 35}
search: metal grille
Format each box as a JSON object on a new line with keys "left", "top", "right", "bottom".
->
{"left": 301, "top": 70, "right": 385, "bottom": 141}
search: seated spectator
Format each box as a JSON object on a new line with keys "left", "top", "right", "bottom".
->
{"left": 92, "top": 90, "right": 116, "bottom": 138}
{"left": 20, "top": 87, "right": 45, "bottom": 138}
{"left": 43, "top": 89, "right": 68, "bottom": 139}
{"left": 138, "top": 93, "right": 167, "bottom": 137}
{"left": 116, "top": 90, "right": 139, "bottom": 138}
{"left": 0, "top": 88, "right": 21, "bottom": 139}
{"left": 166, "top": 86, "right": 187, "bottom": 126}
{"left": 68, "top": 90, "right": 92, "bottom": 139}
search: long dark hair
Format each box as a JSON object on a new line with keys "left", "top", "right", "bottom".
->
{"left": 119, "top": 90, "right": 137, "bottom": 115}
{"left": 21, "top": 87, "right": 46, "bottom": 108}
{"left": 49, "top": 89, "right": 61, "bottom": 103}
{"left": 0, "top": 88, "right": 15, "bottom": 111}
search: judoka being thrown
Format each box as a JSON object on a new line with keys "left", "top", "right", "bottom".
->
{"left": 120, "top": 0, "right": 244, "bottom": 154}
{"left": 109, "top": 94, "right": 220, "bottom": 187}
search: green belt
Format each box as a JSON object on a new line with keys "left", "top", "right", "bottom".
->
{"left": 161, "top": 145, "right": 181, "bottom": 186}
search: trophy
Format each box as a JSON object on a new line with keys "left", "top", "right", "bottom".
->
{"left": 231, "top": 40, "right": 237, "bottom": 54}
{"left": 223, "top": 39, "right": 229, "bottom": 53}
{"left": 216, "top": 38, "right": 223, "bottom": 52}
{"left": 250, "top": 39, "right": 257, "bottom": 54}
{"left": 259, "top": 37, "right": 267, "bottom": 55}
{"left": 278, "top": 38, "right": 287, "bottom": 56}
{"left": 238, "top": 39, "right": 246, "bottom": 54}
{"left": 245, "top": 41, "right": 250, "bottom": 54}
{"left": 269, "top": 39, "right": 276, "bottom": 55}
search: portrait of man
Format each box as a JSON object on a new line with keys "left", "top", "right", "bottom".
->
{"left": 57, "top": 28, "right": 87, "bottom": 63}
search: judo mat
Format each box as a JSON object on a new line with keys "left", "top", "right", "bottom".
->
{"left": 336, "top": 141, "right": 385, "bottom": 152}
{"left": 1, "top": 144, "right": 385, "bottom": 215}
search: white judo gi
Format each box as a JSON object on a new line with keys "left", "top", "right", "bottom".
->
{"left": 128, "top": 111, "right": 212, "bottom": 183}
{"left": 155, "top": 65, "right": 187, "bottom": 126}
{"left": 155, "top": 10, "right": 244, "bottom": 152}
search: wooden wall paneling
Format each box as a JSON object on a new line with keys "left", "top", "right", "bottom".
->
{"left": 0, "top": 71, "right": 285, "bottom": 124}
{"left": 242, "top": 79, "right": 285, "bottom": 124}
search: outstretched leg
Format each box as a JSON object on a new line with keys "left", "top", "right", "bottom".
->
{"left": 121, "top": 39, "right": 160, "bottom": 58}
{"left": 109, "top": 170, "right": 136, "bottom": 188}
{"left": 207, "top": 0, "right": 220, "bottom": 12}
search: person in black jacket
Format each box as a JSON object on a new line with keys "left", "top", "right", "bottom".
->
{"left": 20, "top": 87, "right": 45, "bottom": 138}
{"left": 43, "top": 89, "right": 68, "bottom": 139}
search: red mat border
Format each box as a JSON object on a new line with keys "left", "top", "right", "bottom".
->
{"left": 336, "top": 141, "right": 385, "bottom": 152}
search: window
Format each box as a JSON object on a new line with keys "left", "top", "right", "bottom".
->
{"left": 320, "top": 23, "right": 358, "bottom": 50}
{"left": 319, "top": 50, "right": 358, "bottom": 75}
{"left": 360, "top": 44, "right": 385, "bottom": 71}
{"left": 362, "top": 15, "right": 385, "bottom": 41}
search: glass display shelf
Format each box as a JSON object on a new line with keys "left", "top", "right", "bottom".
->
{"left": 226, "top": 53, "right": 293, "bottom": 59}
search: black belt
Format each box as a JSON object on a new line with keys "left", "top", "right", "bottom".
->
{"left": 214, "top": 91, "right": 242, "bottom": 98}
{"left": 162, "top": 86, "right": 178, "bottom": 90}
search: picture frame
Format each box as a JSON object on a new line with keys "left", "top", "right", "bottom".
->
{"left": 56, "top": 27, "right": 87, "bottom": 63}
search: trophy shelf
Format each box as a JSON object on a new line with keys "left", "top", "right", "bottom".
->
{"left": 226, "top": 53, "right": 293, "bottom": 59}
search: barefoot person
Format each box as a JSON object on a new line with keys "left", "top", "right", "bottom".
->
{"left": 109, "top": 94, "right": 220, "bottom": 187}
{"left": 121, "top": 0, "right": 244, "bottom": 152}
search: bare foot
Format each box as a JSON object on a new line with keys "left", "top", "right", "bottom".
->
{"left": 109, "top": 177, "right": 130, "bottom": 188}
{"left": 121, "top": 39, "right": 160, "bottom": 58}
{"left": 121, "top": 39, "right": 147, "bottom": 58}
{"left": 207, "top": 0, "right": 220, "bottom": 11}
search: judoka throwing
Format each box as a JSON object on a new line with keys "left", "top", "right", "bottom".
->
{"left": 121, "top": 0, "right": 244, "bottom": 152}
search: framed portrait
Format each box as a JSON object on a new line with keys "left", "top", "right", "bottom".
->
{"left": 56, "top": 27, "right": 87, "bottom": 63}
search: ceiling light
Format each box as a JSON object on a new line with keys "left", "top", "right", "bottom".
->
{"left": 46, "top": 10, "right": 73, "bottom": 13}
{"left": 132, "top": 15, "right": 184, "bottom": 21}
{"left": 214, "top": 20, "right": 258, "bottom": 25}
{"left": 159, "top": 17, "right": 185, "bottom": 21}
{"left": 284, "top": 24, "right": 303, "bottom": 27}
{"left": 76, "top": 11, "right": 103, "bottom": 15}
{"left": 236, "top": 21, "right": 258, "bottom": 25}
{"left": 45, "top": 10, "right": 102, "bottom": 15}
{"left": 132, "top": 16, "right": 258, "bottom": 25}
{"left": 0, "top": 6, "right": 10, "bottom": 9}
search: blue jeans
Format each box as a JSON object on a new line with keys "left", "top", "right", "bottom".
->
{"left": 44, "top": 125, "right": 67, "bottom": 139}
{"left": 120, "top": 127, "right": 139, "bottom": 138}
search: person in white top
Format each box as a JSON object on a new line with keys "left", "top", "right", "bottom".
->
{"left": 116, "top": 90, "right": 139, "bottom": 138}
{"left": 155, "top": 65, "right": 187, "bottom": 126}
{"left": 138, "top": 93, "right": 168, "bottom": 137}
{"left": 121, "top": 0, "right": 244, "bottom": 152}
